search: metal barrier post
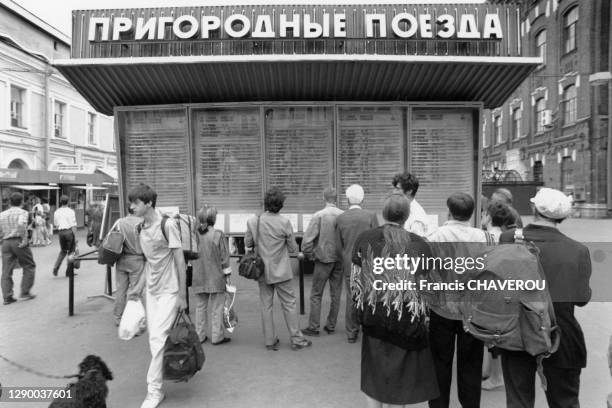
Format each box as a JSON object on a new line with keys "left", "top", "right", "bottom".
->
{"left": 68, "top": 248, "right": 114, "bottom": 316}
{"left": 68, "top": 267, "right": 74, "bottom": 317}
{"left": 299, "top": 258, "right": 305, "bottom": 315}
{"left": 106, "top": 265, "right": 113, "bottom": 296}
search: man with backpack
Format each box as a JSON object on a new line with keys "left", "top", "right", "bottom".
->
{"left": 426, "top": 192, "right": 493, "bottom": 408}
{"left": 499, "top": 187, "right": 591, "bottom": 408}
{"left": 128, "top": 183, "right": 187, "bottom": 408}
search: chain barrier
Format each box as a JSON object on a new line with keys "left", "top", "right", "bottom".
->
{"left": 0, "top": 353, "right": 78, "bottom": 379}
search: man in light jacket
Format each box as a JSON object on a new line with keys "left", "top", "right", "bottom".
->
{"left": 302, "top": 188, "right": 344, "bottom": 336}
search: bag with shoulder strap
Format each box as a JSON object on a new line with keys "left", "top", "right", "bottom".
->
{"left": 238, "top": 215, "right": 265, "bottom": 280}
{"left": 460, "top": 228, "right": 559, "bottom": 390}
{"left": 163, "top": 311, "right": 205, "bottom": 382}
{"left": 160, "top": 214, "right": 200, "bottom": 260}
{"left": 98, "top": 220, "right": 124, "bottom": 266}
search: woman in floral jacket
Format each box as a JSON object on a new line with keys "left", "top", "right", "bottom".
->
{"left": 351, "top": 192, "right": 439, "bottom": 407}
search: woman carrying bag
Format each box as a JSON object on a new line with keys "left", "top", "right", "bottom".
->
{"left": 245, "top": 187, "right": 311, "bottom": 351}
{"left": 191, "top": 205, "right": 232, "bottom": 345}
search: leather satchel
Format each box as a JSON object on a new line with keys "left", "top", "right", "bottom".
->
{"left": 98, "top": 220, "right": 124, "bottom": 266}
{"left": 238, "top": 215, "right": 265, "bottom": 280}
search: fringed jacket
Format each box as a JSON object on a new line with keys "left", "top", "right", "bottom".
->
{"left": 351, "top": 223, "right": 433, "bottom": 350}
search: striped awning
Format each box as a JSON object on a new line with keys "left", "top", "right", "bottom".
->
{"left": 54, "top": 54, "right": 540, "bottom": 115}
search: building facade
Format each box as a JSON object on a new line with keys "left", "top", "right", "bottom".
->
{"left": 0, "top": 0, "right": 116, "bottom": 219}
{"left": 482, "top": 0, "right": 611, "bottom": 217}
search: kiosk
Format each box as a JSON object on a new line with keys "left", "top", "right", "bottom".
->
{"left": 55, "top": 3, "right": 540, "bottom": 231}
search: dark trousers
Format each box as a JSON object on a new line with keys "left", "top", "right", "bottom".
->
{"left": 53, "top": 230, "right": 75, "bottom": 276}
{"left": 1, "top": 238, "right": 36, "bottom": 300}
{"left": 307, "top": 261, "right": 343, "bottom": 331}
{"left": 428, "top": 311, "right": 484, "bottom": 408}
{"left": 343, "top": 272, "right": 359, "bottom": 339}
{"left": 501, "top": 349, "right": 581, "bottom": 408}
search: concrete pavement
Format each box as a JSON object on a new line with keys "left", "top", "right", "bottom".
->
{"left": 1, "top": 219, "right": 611, "bottom": 407}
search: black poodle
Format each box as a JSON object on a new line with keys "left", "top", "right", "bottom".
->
{"left": 49, "top": 355, "right": 113, "bottom": 408}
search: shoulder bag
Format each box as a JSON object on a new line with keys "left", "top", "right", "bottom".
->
{"left": 238, "top": 216, "right": 265, "bottom": 280}
{"left": 98, "top": 220, "right": 125, "bottom": 266}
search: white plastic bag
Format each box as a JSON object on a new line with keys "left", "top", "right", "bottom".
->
{"left": 223, "top": 284, "right": 238, "bottom": 334}
{"left": 118, "top": 299, "right": 146, "bottom": 340}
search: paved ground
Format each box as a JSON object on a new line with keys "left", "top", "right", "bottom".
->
{"left": 1, "top": 218, "right": 611, "bottom": 407}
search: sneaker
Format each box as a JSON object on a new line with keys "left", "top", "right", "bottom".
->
{"left": 302, "top": 327, "right": 320, "bottom": 337}
{"left": 291, "top": 337, "right": 312, "bottom": 350}
{"left": 212, "top": 338, "right": 231, "bottom": 345}
{"left": 3, "top": 297, "right": 17, "bottom": 305}
{"left": 482, "top": 378, "right": 504, "bottom": 391}
{"left": 52, "top": 269, "right": 58, "bottom": 277}
{"left": 140, "top": 391, "right": 165, "bottom": 408}
{"left": 347, "top": 335, "right": 359, "bottom": 344}
{"left": 265, "top": 338, "right": 280, "bottom": 351}
{"left": 323, "top": 326, "right": 335, "bottom": 334}
{"left": 19, "top": 293, "right": 36, "bottom": 301}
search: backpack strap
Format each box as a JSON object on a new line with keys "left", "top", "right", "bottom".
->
{"left": 161, "top": 215, "right": 179, "bottom": 246}
{"left": 254, "top": 215, "right": 261, "bottom": 257}
{"left": 161, "top": 215, "right": 169, "bottom": 243}
{"left": 136, "top": 216, "right": 170, "bottom": 241}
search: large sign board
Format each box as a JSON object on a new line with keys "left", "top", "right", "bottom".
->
{"left": 88, "top": 11, "right": 503, "bottom": 41}
{"left": 72, "top": 4, "right": 521, "bottom": 58}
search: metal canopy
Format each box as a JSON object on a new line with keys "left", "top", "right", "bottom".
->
{"left": 54, "top": 55, "right": 540, "bottom": 115}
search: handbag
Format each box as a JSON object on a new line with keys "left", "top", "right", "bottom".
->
{"left": 163, "top": 311, "right": 205, "bottom": 382}
{"left": 98, "top": 220, "right": 124, "bottom": 266}
{"left": 238, "top": 216, "right": 265, "bottom": 280}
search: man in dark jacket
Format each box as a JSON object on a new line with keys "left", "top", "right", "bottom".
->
{"left": 335, "top": 184, "right": 378, "bottom": 343}
{"left": 499, "top": 187, "right": 591, "bottom": 408}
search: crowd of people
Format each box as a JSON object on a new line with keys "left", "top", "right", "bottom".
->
{"left": 110, "top": 175, "right": 590, "bottom": 408}
{"left": 0, "top": 172, "right": 593, "bottom": 408}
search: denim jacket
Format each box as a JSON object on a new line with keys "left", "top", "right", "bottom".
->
{"left": 302, "top": 203, "right": 343, "bottom": 263}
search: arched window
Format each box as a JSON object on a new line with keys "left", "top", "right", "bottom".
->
{"left": 7, "top": 159, "right": 28, "bottom": 169}
{"left": 494, "top": 115, "right": 504, "bottom": 144}
{"left": 535, "top": 98, "right": 547, "bottom": 132}
{"left": 563, "top": 6, "right": 578, "bottom": 53}
{"left": 535, "top": 30, "right": 546, "bottom": 66}
{"left": 563, "top": 85, "right": 577, "bottom": 125}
